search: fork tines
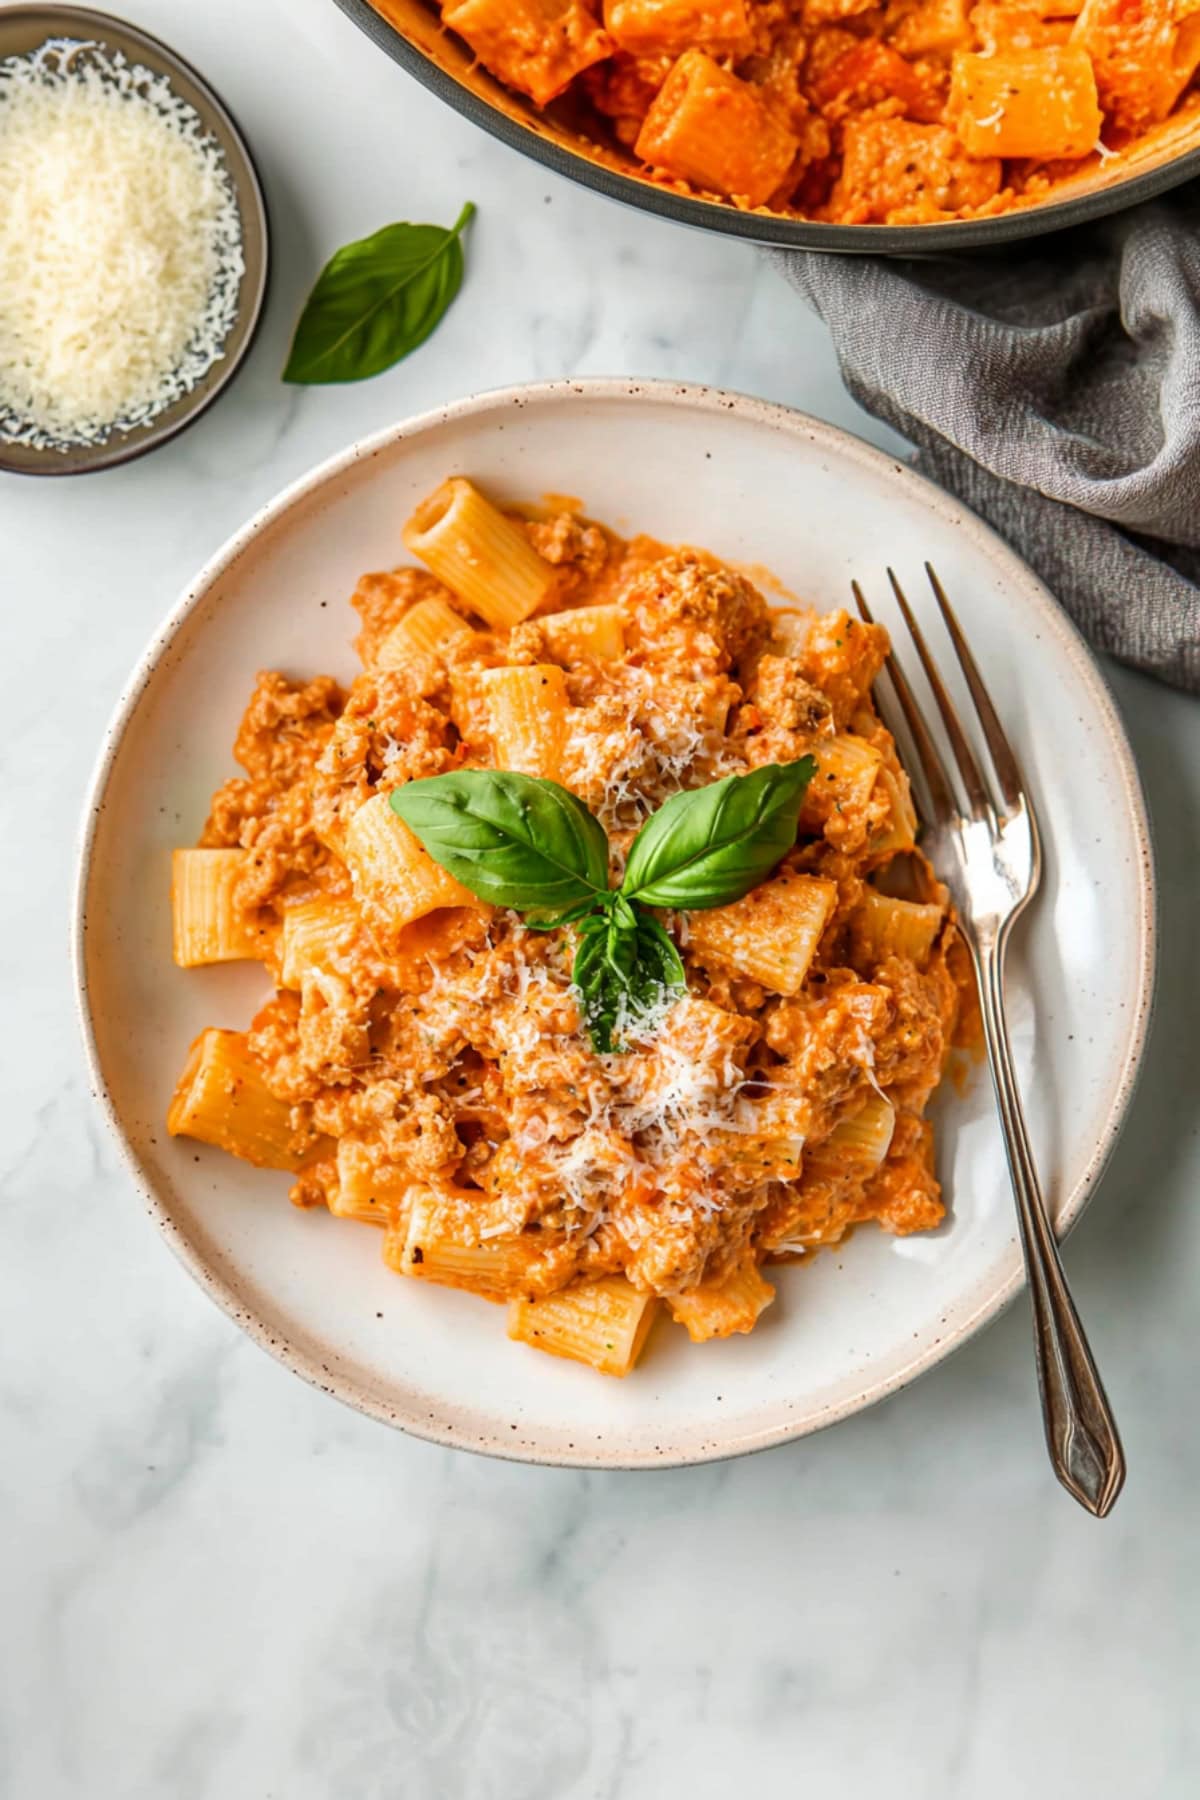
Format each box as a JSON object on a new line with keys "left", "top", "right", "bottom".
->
{"left": 852, "top": 565, "right": 1027, "bottom": 832}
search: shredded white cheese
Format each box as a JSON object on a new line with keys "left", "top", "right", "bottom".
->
{"left": 0, "top": 39, "right": 245, "bottom": 450}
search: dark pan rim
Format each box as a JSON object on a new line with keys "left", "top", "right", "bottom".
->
{"left": 0, "top": 4, "right": 270, "bottom": 477}
{"left": 334, "top": 0, "right": 1200, "bottom": 252}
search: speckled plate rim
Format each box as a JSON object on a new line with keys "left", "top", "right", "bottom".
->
{"left": 71, "top": 378, "right": 1157, "bottom": 1468}
{"left": 334, "top": 0, "right": 1200, "bottom": 255}
{"left": 0, "top": 3, "right": 270, "bottom": 477}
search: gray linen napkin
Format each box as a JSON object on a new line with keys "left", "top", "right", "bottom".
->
{"left": 769, "top": 186, "right": 1200, "bottom": 692}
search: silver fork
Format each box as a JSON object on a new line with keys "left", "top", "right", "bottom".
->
{"left": 852, "top": 565, "right": 1125, "bottom": 1518}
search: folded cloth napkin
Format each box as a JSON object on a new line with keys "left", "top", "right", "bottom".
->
{"left": 769, "top": 185, "right": 1200, "bottom": 692}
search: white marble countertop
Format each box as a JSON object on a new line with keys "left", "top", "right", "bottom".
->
{"left": 4, "top": 1, "right": 1199, "bottom": 1793}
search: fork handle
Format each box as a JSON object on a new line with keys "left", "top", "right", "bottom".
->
{"left": 975, "top": 933, "right": 1126, "bottom": 1517}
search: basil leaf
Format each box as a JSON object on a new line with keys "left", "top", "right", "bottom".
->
{"left": 571, "top": 922, "right": 622, "bottom": 1055}
{"left": 620, "top": 759, "right": 817, "bottom": 910}
{"left": 630, "top": 909, "right": 686, "bottom": 991}
{"left": 390, "top": 769, "right": 609, "bottom": 912}
{"left": 572, "top": 907, "right": 684, "bottom": 1054}
{"left": 283, "top": 202, "right": 475, "bottom": 384}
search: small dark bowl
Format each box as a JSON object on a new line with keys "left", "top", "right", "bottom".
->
{"left": 0, "top": 5, "right": 269, "bottom": 476}
{"left": 335, "top": 0, "right": 1200, "bottom": 254}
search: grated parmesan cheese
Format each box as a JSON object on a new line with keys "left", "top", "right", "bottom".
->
{"left": 0, "top": 39, "right": 245, "bottom": 450}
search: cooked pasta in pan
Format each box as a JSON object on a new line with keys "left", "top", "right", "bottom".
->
{"left": 168, "top": 480, "right": 972, "bottom": 1375}
{"left": 400, "top": 0, "right": 1200, "bottom": 224}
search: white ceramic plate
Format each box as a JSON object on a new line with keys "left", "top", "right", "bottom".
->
{"left": 74, "top": 381, "right": 1155, "bottom": 1467}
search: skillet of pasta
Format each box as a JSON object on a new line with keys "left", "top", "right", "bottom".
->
{"left": 380, "top": 0, "right": 1200, "bottom": 225}
{"left": 168, "top": 479, "right": 972, "bottom": 1376}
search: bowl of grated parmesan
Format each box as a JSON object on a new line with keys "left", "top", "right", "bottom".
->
{"left": 0, "top": 6, "right": 268, "bottom": 474}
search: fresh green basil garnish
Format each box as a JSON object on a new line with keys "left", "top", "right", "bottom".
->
{"left": 390, "top": 758, "right": 815, "bottom": 1052}
{"left": 573, "top": 910, "right": 686, "bottom": 1055}
{"left": 621, "top": 758, "right": 817, "bottom": 909}
{"left": 571, "top": 914, "right": 636, "bottom": 1057}
{"left": 283, "top": 202, "right": 475, "bottom": 385}
{"left": 389, "top": 768, "right": 608, "bottom": 915}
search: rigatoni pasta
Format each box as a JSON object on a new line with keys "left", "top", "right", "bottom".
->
{"left": 806, "top": 1093, "right": 897, "bottom": 1179}
{"left": 417, "top": 0, "right": 1200, "bottom": 225}
{"left": 389, "top": 1187, "right": 561, "bottom": 1298}
{"left": 171, "top": 849, "right": 275, "bottom": 967}
{"left": 403, "top": 476, "right": 556, "bottom": 627}
{"left": 634, "top": 49, "right": 800, "bottom": 209}
{"left": 375, "top": 595, "right": 473, "bottom": 667}
{"left": 342, "top": 791, "right": 483, "bottom": 940}
{"left": 603, "top": 0, "right": 750, "bottom": 57}
{"left": 279, "top": 895, "right": 362, "bottom": 989}
{"left": 949, "top": 46, "right": 1102, "bottom": 159}
{"left": 850, "top": 888, "right": 945, "bottom": 971}
{"left": 479, "top": 663, "right": 570, "bottom": 778}
{"left": 536, "top": 603, "right": 625, "bottom": 663}
{"left": 508, "top": 1276, "right": 660, "bottom": 1375}
{"left": 168, "top": 1028, "right": 330, "bottom": 1170}
{"left": 1073, "top": 0, "right": 1200, "bottom": 133}
{"left": 440, "top": 0, "right": 612, "bottom": 106}
{"left": 686, "top": 872, "right": 838, "bottom": 995}
{"left": 668, "top": 1256, "right": 775, "bottom": 1342}
{"left": 168, "top": 481, "right": 969, "bottom": 1376}
{"left": 333, "top": 1137, "right": 411, "bottom": 1227}
{"left": 870, "top": 768, "right": 919, "bottom": 855}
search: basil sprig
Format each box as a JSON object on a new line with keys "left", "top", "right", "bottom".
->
{"left": 572, "top": 907, "right": 687, "bottom": 1055}
{"left": 390, "top": 757, "right": 816, "bottom": 1052}
{"left": 283, "top": 203, "right": 475, "bottom": 385}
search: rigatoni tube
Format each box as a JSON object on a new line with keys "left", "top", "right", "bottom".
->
{"left": 403, "top": 477, "right": 555, "bottom": 628}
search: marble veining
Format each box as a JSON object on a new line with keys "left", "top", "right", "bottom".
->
{"left": 2, "top": 0, "right": 1198, "bottom": 1794}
